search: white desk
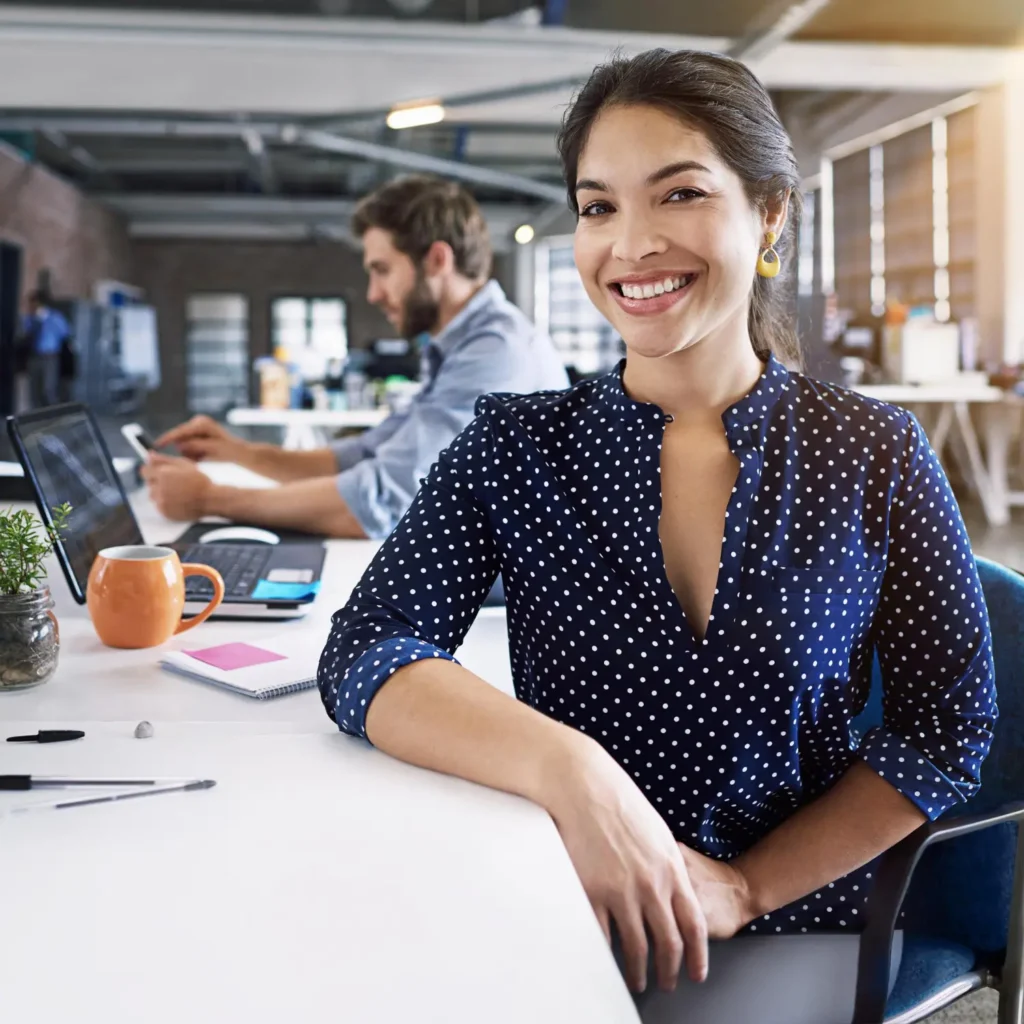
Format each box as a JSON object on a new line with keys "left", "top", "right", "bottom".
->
{"left": 2, "top": 467, "right": 514, "bottom": 723}
{"left": 227, "top": 406, "right": 390, "bottom": 450}
{"left": 0, "top": 729, "right": 638, "bottom": 1024}
{"left": 853, "top": 383, "right": 1013, "bottom": 526}
{"left": 0, "top": 476, "right": 634, "bottom": 1023}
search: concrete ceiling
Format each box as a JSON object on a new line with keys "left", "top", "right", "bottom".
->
{"left": 1, "top": 3, "right": 1019, "bottom": 241}
{"left": 11, "top": 0, "right": 1024, "bottom": 45}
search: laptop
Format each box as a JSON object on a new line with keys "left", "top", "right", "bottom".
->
{"left": 6, "top": 404, "right": 326, "bottom": 620}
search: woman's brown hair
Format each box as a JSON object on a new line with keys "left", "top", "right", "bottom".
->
{"left": 558, "top": 49, "right": 802, "bottom": 365}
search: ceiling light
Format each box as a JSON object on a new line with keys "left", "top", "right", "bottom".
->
{"left": 514, "top": 224, "right": 535, "bottom": 245}
{"left": 386, "top": 102, "right": 445, "bottom": 130}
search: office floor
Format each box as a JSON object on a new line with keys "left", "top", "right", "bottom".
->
{"left": 932, "top": 989, "right": 999, "bottom": 1022}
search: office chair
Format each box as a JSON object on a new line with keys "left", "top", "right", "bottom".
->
{"left": 851, "top": 556, "right": 1024, "bottom": 1024}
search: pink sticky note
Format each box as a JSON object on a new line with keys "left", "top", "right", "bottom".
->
{"left": 184, "top": 642, "right": 287, "bottom": 671}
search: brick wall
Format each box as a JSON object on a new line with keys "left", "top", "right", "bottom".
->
{"left": 132, "top": 241, "right": 517, "bottom": 416}
{"left": 130, "top": 238, "right": 395, "bottom": 415}
{"left": 0, "top": 143, "right": 133, "bottom": 301}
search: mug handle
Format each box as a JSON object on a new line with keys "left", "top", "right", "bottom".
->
{"left": 174, "top": 564, "right": 226, "bottom": 634}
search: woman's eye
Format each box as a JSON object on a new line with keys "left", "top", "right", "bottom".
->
{"left": 580, "top": 201, "right": 613, "bottom": 218}
{"left": 667, "top": 188, "right": 705, "bottom": 203}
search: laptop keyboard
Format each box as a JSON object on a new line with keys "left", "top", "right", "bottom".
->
{"left": 183, "top": 545, "right": 273, "bottom": 601}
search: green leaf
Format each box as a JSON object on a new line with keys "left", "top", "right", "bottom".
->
{"left": 0, "top": 504, "right": 73, "bottom": 596}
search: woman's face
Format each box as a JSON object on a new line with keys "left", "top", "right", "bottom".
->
{"left": 573, "top": 103, "right": 772, "bottom": 361}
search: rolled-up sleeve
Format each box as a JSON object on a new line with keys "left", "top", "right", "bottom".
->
{"left": 859, "top": 412, "right": 997, "bottom": 819}
{"left": 318, "top": 412, "right": 500, "bottom": 738}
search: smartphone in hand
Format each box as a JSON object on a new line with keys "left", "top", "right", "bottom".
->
{"left": 121, "top": 423, "right": 161, "bottom": 463}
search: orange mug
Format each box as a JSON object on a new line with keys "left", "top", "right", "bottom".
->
{"left": 86, "top": 545, "right": 224, "bottom": 649}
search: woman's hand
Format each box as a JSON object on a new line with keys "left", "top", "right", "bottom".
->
{"left": 676, "top": 844, "right": 756, "bottom": 939}
{"left": 547, "top": 741, "right": 708, "bottom": 994}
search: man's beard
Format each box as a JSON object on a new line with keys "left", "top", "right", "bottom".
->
{"left": 399, "top": 268, "right": 440, "bottom": 340}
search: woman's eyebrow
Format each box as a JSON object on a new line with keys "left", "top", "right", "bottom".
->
{"left": 646, "top": 160, "right": 711, "bottom": 186}
{"left": 575, "top": 160, "right": 713, "bottom": 196}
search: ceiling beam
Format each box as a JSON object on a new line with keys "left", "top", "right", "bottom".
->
{"left": 98, "top": 192, "right": 538, "bottom": 249}
{"left": 39, "top": 127, "right": 103, "bottom": 173}
{"left": 293, "top": 127, "right": 566, "bottom": 202}
{"left": 730, "top": 0, "right": 833, "bottom": 64}
{"left": 0, "top": 116, "right": 566, "bottom": 203}
{"left": 242, "top": 126, "right": 278, "bottom": 194}
{"left": 304, "top": 75, "right": 589, "bottom": 132}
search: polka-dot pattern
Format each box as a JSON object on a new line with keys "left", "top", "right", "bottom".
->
{"left": 318, "top": 354, "right": 996, "bottom": 933}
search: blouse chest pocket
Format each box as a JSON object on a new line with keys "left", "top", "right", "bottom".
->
{"left": 771, "top": 566, "right": 884, "bottom": 596}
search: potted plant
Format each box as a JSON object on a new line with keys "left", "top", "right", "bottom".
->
{"left": 0, "top": 504, "right": 70, "bottom": 690}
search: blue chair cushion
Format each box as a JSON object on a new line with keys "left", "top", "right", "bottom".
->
{"left": 885, "top": 935, "right": 976, "bottom": 1019}
{"left": 902, "top": 823, "right": 1017, "bottom": 953}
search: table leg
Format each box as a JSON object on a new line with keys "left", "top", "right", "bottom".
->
{"left": 955, "top": 402, "right": 1009, "bottom": 526}
{"left": 281, "top": 424, "right": 320, "bottom": 450}
{"left": 982, "top": 402, "right": 1016, "bottom": 525}
{"left": 930, "top": 403, "right": 955, "bottom": 457}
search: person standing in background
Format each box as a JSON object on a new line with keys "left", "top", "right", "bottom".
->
{"left": 144, "top": 175, "right": 569, "bottom": 539}
{"left": 20, "top": 290, "right": 70, "bottom": 409}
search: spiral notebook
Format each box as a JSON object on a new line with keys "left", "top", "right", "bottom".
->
{"left": 159, "top": 636, "right": 320, "bottom": 700}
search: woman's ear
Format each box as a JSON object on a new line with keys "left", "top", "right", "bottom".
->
{"left": 762, "top": 190, "right": 791, "bottom": 239}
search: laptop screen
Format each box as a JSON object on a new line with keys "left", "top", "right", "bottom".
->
{"left": 12, "top": 406, "right": 142, "bottom": 599}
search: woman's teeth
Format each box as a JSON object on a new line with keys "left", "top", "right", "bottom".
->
{"left": 618, "top": 275, "right": 693, "bottom": 300}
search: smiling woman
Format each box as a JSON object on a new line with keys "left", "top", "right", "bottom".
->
{"left": 560, "top": 49, "right": 802, "bottom": 370}
{"left": 317, "top": 49, "right": 996, "bottom": 1024}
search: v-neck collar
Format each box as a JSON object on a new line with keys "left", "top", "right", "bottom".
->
{"left": 590, "top": 353, "right": 788, "bottom": 652}
{"left": 593, "top": 352, "right": 791, "bottom": 455}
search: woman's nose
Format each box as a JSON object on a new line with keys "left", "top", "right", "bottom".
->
{"left": 610, "top": 209, "right": 670, "bottom": 264}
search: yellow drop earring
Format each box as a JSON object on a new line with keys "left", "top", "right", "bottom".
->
{"left": 756, "top": 231, "right": 781, "bottom": 279}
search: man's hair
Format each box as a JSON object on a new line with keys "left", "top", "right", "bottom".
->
{"left": 352, "top": 175, "right": 492, "bottom": 281}
{"left": 28, "top": 289, "right": 48, "bottom": 305}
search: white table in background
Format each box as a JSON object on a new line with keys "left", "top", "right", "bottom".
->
{"left": 0, "top": 727, "right": 638, "bottom": 1024}
{"left": 853, "top": 382, "right": 1013, "bottom": 526}
{"left": 226, "top": 406, "right": 389, "bottom": 450}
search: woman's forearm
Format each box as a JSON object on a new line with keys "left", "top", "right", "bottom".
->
{"left": 733, "top": 761, "right": 927, "bottom": 921}
{"left": 365, "top": 658, "right": 603, "bottom": 813}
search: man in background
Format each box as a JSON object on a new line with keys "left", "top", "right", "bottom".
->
{"left": 19, "top": 290, "right": 71, "bottom": 408}
{"left": 144, "top": 175, "right": 568, "bottom": 539}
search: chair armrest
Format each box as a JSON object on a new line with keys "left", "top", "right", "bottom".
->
{"left": 852, "top": 801, "right": 1024, "bottom": 1024}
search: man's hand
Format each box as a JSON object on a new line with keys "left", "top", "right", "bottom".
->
{"left": 141, "top": 454, "right": 213, "bottom": 522}
{"left": 156, "top": 415, "right": 248, "bottom": 465}
{"left": 677, "top": 844, "right": 755, "bottom": 940}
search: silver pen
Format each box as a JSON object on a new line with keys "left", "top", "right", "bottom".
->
{"left": 2, "top": 777, "right": 216, "bottom": 814}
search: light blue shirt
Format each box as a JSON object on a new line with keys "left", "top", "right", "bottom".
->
{"left": 332, "top": 280, "right": 568, "bottom": 538}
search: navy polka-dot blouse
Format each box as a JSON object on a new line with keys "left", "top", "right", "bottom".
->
{"left": 319, "top": 353, "right": 996, "bottom": 933}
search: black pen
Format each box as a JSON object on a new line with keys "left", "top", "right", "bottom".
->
{"left": 2, "top": 775, "right": 194, "bottom": 790}
{"left": 7, "top": 730, "right": 86, "bottom": 744}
